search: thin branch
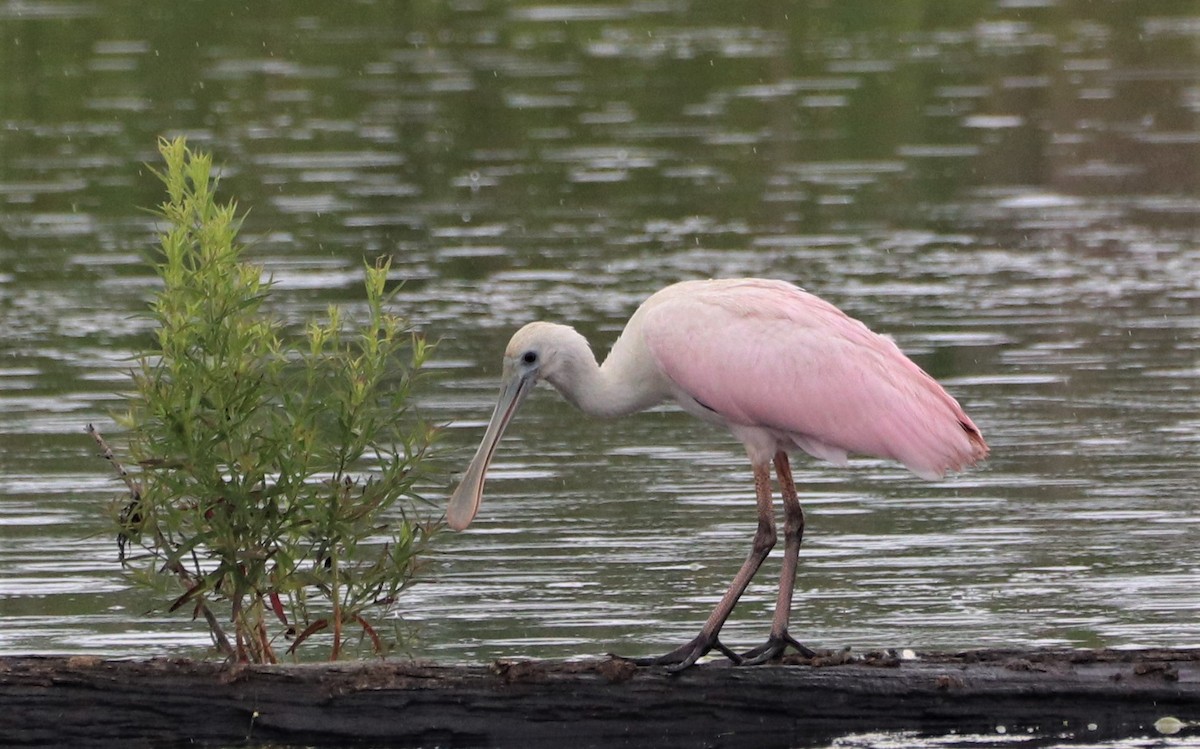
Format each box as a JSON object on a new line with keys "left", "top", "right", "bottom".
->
{"left": 86, "top": 423, "right": 142, "bottom": 500}
{"left": 87, "top": 424, "right": 236, "bottom": 660}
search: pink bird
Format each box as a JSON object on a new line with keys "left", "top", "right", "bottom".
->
{"left": 447, "top": 278, "right": 988, "bottom": 669}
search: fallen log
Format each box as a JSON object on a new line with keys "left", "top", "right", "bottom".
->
{"left": 1, "top": 648, "right": 1197, "bottom": 747}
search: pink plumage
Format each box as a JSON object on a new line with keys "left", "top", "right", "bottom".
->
{"left": 638, "top": 278, "right": 987, "bottom": 479}
{"left": 447, "top": 277, "right": 988, "bottom": 669}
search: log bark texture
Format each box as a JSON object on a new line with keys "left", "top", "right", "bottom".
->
{"left": 2, "top": 649, "right": 1198, "bottom": 748}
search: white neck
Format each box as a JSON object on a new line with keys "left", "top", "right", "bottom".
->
{"left": 541, "top": 326, "right": 668, "bottom": 419}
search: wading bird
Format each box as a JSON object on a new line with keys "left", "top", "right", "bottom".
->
{"left": 447, "top": 278, "right": 988, "bottom": 670}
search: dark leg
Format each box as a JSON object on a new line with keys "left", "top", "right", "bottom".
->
{"left": 635, "top": 461, "right": 777, "bottom": 670}
{"left": 741, "top": 451, "right": 815, "bottom": 664}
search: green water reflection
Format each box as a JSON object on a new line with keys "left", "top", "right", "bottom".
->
{"left": 0, "top": 0, "right": 1198, "bottom": 669}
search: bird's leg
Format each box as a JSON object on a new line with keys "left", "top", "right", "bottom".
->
{"left": 633, "top": 462, "right": 777, "bottom": 670}
{"left": 741, "top": 451, "right": 816, "bottom": 664}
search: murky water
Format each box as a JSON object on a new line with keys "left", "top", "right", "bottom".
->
{"left": 1, "top": 1, "right": 1198, "bottom": 723}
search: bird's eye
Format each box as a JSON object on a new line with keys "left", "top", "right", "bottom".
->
{"left": 522, "top": 351, "right": 538, "bottom": 365}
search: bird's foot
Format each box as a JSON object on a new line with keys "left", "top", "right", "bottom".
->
{"left": 738, "top": 631, "right": 816, "bottom": 665}
{"left": 629, "top": 632, "right": 742, "bottom": 671}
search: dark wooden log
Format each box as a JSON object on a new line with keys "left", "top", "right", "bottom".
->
{"left": 2, "top": 649, "right": 1198, "bottom": 747}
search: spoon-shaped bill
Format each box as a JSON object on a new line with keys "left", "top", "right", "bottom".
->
{"left": 446, "top": 373, "right": 533, "bottom": 530}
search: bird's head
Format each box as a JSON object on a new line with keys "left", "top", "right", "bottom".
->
{"left": 500, "top": 321, "right": 593, "bottom": 389}
{"left": 446, "top": 322, "right": 590, "bottom": 531}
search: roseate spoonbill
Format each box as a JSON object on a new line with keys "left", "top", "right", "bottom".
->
{"left": 447, "top": 278, "right": 988, "bottom": 670}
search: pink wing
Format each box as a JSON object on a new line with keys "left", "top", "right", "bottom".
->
{"left": 641, "top": 279, "right": 987, "bottom": 479}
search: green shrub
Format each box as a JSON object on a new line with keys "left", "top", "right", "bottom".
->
{"left": 89, "top": 137, "right": 437, "bottom": 663}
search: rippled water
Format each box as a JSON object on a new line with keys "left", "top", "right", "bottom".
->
{"left": 1, "top": 3, "right": 1198, "bottom": 709}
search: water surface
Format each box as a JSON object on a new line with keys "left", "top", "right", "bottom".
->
{"left": 1, "top": 1, "right": 1198, "bottom": 689}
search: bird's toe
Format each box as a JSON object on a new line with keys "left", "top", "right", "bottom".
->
{"left": 631, "top": 632, "right": 742, "bottom": 671}
{"left": 739, "top": 631, "right": 815, "bottom": 665}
